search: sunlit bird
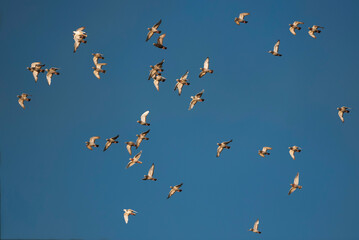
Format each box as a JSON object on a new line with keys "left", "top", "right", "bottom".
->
{"left": 126, "top": 151, "right": 143, "bottom": 169}
{"left": 289, "top": 146, "right": 301, "bottom": 160}
{"left": 136, "top": 129, "right": 150, "bottom": 148}
{"left": 137, "top": 110, "right": 150, "bottom": 126}
{"left": 143, "top": 163, "right": 157, "bottom": 181}
{"left": 153, "top": 34, "right": 167, "bottom": 49}
{"left": 153, "top": 73, "right": 166, "bottom": 91}
{"left": 148, "top": 59, "right": 165, "bottom": 80}
{"left": 45, "top": 67, "right": 60, "bottom": 86}
{"left": 289, "top": 21, "right": 304, "bottom": 35}
{"left": 86, "top": 136, "right": 100, "bottom": 150}
{"left": 189, "top": 89, "right": 205, "bottom": 110}
{"left": 27, "top": 62, "right": 45, "bottom": 82}
{"left": 199, "top": 57, "right": 214, "bottom": 78}
{"left": 17, "top": 93, "right": 31, "bottom": 109}
{"left": 123, "top": 209, "right": 137, "bottom": 224}
{"left": 73, "top": 27, "right": 87, "bottom": 53}
{"left": 174, "top": 71, "right": 190, "bottom": 96}
{"left": 249, "top": 219, "right": 261, "bottom": 234}
{"left": 167, "top": 183, "right": 183, "bottom": 199}
{"left": 288, "top": 172, "right": 302, "bottom": 195}
{"left": 125, "top": 141, "right": 137, "bottom": 155}
{"left": 216, "top": 139, "right": 232, "bottom": 157}
{"left": 103, "top": 134, "right": 119, "bottom": 152}
{"left": 146, "top": 19, "right": 162, "bottom": 41}
{"left": 234, "top": 13, "right": 250, "bottom": 25}
{"left": 92, "top": 63, "right": 107, "bottom": 79}
{"left": 268, "top": 40, "right": 282, "bottom": 56}
{"left": 308, "top": 25, "right": 324, "bottom": 39}
{"left": 92, "top": 53, "right": 104, "bottom": 65}
{"left": 337, "top": 106, "right": 351, "bottom": 123}
{"left": 258, "top": 147, "right": 272, "bottom": 157}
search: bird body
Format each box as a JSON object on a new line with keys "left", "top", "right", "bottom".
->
{"left": 92, "top": 63, "right": 107, "bottom": 79}
{"left": 92, "top": 53, "right": 104, "bottom": 65}
{"left": 174, "top": 71, "right": 190, "bottom": 95}
{"left": 27, "top": 62, "right": 45, "bottom": 82}
{"left": 153, "top": 73, "right": 166, "bottom": 91}
{"left": 73, "top": 27, "right": 87, "bottom": 53}
{"left": 146, "top": 20, "right": 162, "bottom": 41}
{"left": 136, "top": 129, "right": 150, "bottom": 148}
{"left": 308, "top": 25, "right": 324, "bottom": 39}
{"left": 125, "top": 141, "right": 137, "bottom": 155}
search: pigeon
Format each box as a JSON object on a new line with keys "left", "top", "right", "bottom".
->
{"left": 123, "top": 209, "right": 137, "bottom": 224}
{"left": 142, "top": 163, "right": 157, "bottom": 181}
{"left": 92, "top": 63, "right": 107, "bottom": 79}
{"left": 308, "top": 25, "right": 324, "bottom": 39}
{"left": 153, "top": 73, "right": 166, "bottom": 91}
{"left": 73, "top": 27, "right": 87, "bottom": 53}
{"left": 27, "top": 62, "right": 45, "bottom": 82}
{"left": 17, "top": 93, "right": 31, "bottom": 109}
{"left": 174, "top": 71, "right": 190, "bottom": 96}
{"left": 268, "top": 40, "right": 282, "bottom": 56}
{"left": 125, "top": 141, "right": 137, "bottom": 155}
{"left": 153, "top": 34, "right": 167, "bottom": 49}
{"left": 45, "top": 68, "right": 60, "bottom": 86}
{"left": 216, "top": 140, "right": 232, "bottom": 157}
{"left": 136, "top": 129, "right": 150, "bottom": 148}
{"left": 146, "top": 19, "right": 162, "bottom": 41}
{"left": 289, "top": 146, "right": 301, "bottom": 160}
{"left": 137, "top": 111, "right": 150, "bottom": 126}
{"left": 289, "top": 21, "right": 304, "bottom": 35}
{"left": 199, "top": 57, "right": 214, "bottom": 78}
{"left": 337, "top": 106, "right": 351, "bottom": 123}
{"left": 126, "top": 151, "right": 143, "bottom": 169}
{"left": 234, "top": 13, "right": 250, "bottom": 25}
{"left": 103, "top": 135, "right": 119, "bottom": 152}
{"left": 249, "top": 219, "right": 261, "bottom": 234}
{"left": 148, "top": 59, "right": 165, "bottom": 80}
{"left": 86, "top": 136, "right": 100, "bottom": 150}
{"left": 288, "top": 173, "right": 302, "bottom": 195}
{"left": 167, "top": 183, "right": 183, "bottom": 199}
{"left": 73, "top": 26, "right": 87, "bottom": 37}
{"left": 258, "top": 147, "right": 272, "bottom": 157}
{"left": 189, "top": 90, "right": 205, "bottom": 110}
{"left": 92, "top": 53, "right": 104, "bottom": 65}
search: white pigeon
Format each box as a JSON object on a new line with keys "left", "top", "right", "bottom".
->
{"left": 289, "top": 21, "right": 304, "bottom": 35}
{"left": 92, "top": 63, "right": 107, "bottom": 79}
{"left": 126, "top": 151, "right": 143, "bottom": 169}
{"left": 86, "top": 136, "right": 100, "bottom": 150}
{"left": 103, "top": 135, "right": 119, "bottom": 152}
{"left": 289, "top": 146, "right": 301, "bottom": 160}
{"left": 17, "top": 93, "right": 31, "bottom": 109}
{"left": 153, "top": 73, "right": 166, "bottom": 91}
{"left": 199, "top": 58, "right": 214, "bottom": 78}
{"left": 216, "top": 140, "right": 232, "bottom": 157}
{"left": 234, "top": 13, "right": 250, "bottom": 25}
{"left": 337, "top": 106, "right": 351, "bottom": 123}
{"left": 189, "top": 89, "right": 205, "bottom": 110}
{"left": 148, "top": 59, "right": 164, "bottom": 80}
{"left": 174, "top": 71, "right": 190, "bottom": 96}
{"left": 258, "top": 147, "right": 272, "bottom": 157}
{"left": 268, "top": 40, "right": 282, "bottom": 56}
{"left": 27, "top": 62, "right": 45, "bottom": 82}
{"left": 92, "top": 53, "right": 104, "bottom": 65}
{"left": 167, "top": 183, "right": 183, "bottom": 199}
{"left": 142, "top": 163, "right": 157, "bottom": 181}
{"left": 288, "top": 173, "right": 302, "bottom": 195}
{"left": 73, "top": 27, "right": 87, "bottom": 53}
{"left": 45, "top": 67, "right": 60, "bottom": 86}
{"left": 308, "top": 25, "right": 324, "bottom": 39}
{"left": 249, "top": 219, "right": 261, "bottom": 234}
{"left": 123, "top": 209, "right": 137, "bottom": 224}
{"left": 146, "top": 19, "right": 162, "bottom": 41}
{"left": 137, "top": 111, "right": 150, "bottom": 126}
{"left": 136, "top": 129, "right": 150, "bottom": 148}
{"left": 153, "top": 34, "right": 167, "bottom": 49}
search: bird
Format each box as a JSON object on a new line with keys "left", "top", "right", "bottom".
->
{"left": 73, "top": 27, "right": 87, "bottom": 53}
{"left": 268, "top": 40, "right": 282, "bottom": 56}
{"left": 289, "top": 146, "right": 301, "bottom": 160}
{"left": 216, "top": 140, "right": 232, "bottom": 157}
{"left": 174, "top": 71, "right": 190, "bottom": 96}
{"left": 148, "top": 59, "right": 165, "bottom": 80}
{"left": 167, "top": 183, "right": 183, "bottom": 199}
{"left": 199, "top": 57, "right": 214, "bottom": 78}
{"left": 92, "top": 63, "right": 107, "bottom": 79}
{"left": 92, "top": 53, "right": 104, "bottom": 65}
{"left": 126, "top": 151, "right": 143, "bottom": 169}
{"left": 308, "top": 25, "right": 324, "bottom": 39}
{"left": 189, "top": 89, "right": 205, "bottom": 110}
{"left": 125, "top": 141, "right": 137, "bottom": 155}
{"left": 234, "top": 13, "right": 250, "bottom": 25}
{"left": 27, "top": 62, "right": 45, "bottom": 82}
{"left": 142, "top": 163, "right": 157, "bottom": 181}
{"left": 146, "top": 19, "right": 162, "bottom": 41}
{"left": 337, "top": 106, "right": 351, "bottom": 123}
{"left": 86, "top": 136, "right": 100, "bottom": 150}
{"left": 153, "top": 73, "right": 166, "bottom": 91}
{"left": 123, "top": 209, "right": 137, "bottom": 224}
{"left": 153, "top": 34, "right": 167, "bottom": 49}
{"left": 249, "top": 219, "right": 261, "bottom": 234}
{"left": 136, "top": 129, "right": 150, "bottom": 148}
{"left": 45, "top": 68, "right": 60, "bottom": 86}
{"left": 258, "top": 147, "right": 272, "bottom": 157}
{"left": 137, "top": 111, "right": 150, "bottom": 126}
{"left": 17, "top": 93, "right": 31, "bottom": 109}
{"left": 288, "top": 172, "right": 302, "bottom": 195}
{"left": 103, "top": 135, "right": 119, "bottom": 152}
{"left": 289, "top": 21, "right": 304, "bottom": 35}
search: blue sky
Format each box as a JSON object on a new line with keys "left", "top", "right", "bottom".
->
{"left": 1, "top": 0, "right": 359, "bottom": 239}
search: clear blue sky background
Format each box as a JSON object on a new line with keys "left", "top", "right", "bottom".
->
{"left": 1, "top": 0, "right": 358, "bottom": 240}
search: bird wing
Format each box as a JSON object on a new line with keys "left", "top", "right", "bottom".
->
{"left": 153, "top": 19, "right": 162, "bottom": 28}
{"left": 31, "top": 62, "right": 41, "bottom": 68}
{"left": 180, "top": 71, "right": 189, "bottom": 81}
{"left": 46, "top": 73, "right": 52, "bottom": 86}
{"left": 103, "top": 141, "right": 111, "bottom": 151}
{"left": 274, "top": 40, "right": 280, "bottom": 52}
{"left": 32, "top": 71, "right": 39, "bottom": 82}
{"left": 189, "top": 99, "right": 197, "bottom": 110}
{"left": 199, "top": 71, "right": 206, "bottom": 78}
{"left": 175, "top": 183, "right": 183, "bottom": 188}
{"left": 203, "top": 57, "right": 209, "bottom": 69}
{"left": 124, "top": 212, "right": 129, "bottom": 224}
{"left": 294, "top": 21, "right": 304, "bottom": 25}
{"left": 308, "top": 30, "right": 316, "bottom": 39}
{"left": 74, "top": 40, "right": 80, "bottom": 52}
{"left": 157, "top": 34, "right": 166, "bottom": 45}
{"left": 141, "top": 111, "right": 149, "bottom": 122}
{"left": 18, "top": 99, "right": 25, "bottom": 109}
{"left": 146, "top": 31, "right": 154, "bottom": 42}
{"left": 289, "top": 149, "right": 295, "bottom": 160}
{"left": 338, "top": 111, "right": 344, "bottom": 122}
{"left": 134, "top": 151, "right": 142, "bottom": 161}
{"left": 136, "top": 137, "right": 143, "bottom": 148}
{"left": 112, "top": 135, "right": 119, "bottom": 140}
{"left": 126, "top": 144, "right": 132, "bottom": 155}
{"left": 126, "top": 161, "right": 135, "bottom": 169}
{"left": 177, "top": 83, "right": 183, "bottom": 95}
{"left": 288, "top": 187, "right": 296, "bottom": 195}
{"left": 90, "top": 136, "right": 100, "bottom": 144}
{"left": 263, "top": 147, "right": 272, "bottom": 151}
{"left": 258, "top": 152, "right": 265, "bottom": 157}
{"left": 93, "top": 56, "right": 99, "bottom": 65}
{"left": 294, "top": 173, "right": 299, "bottom": 185}
{"left": 289, "top": 26, "right": 296, "bottom": 35}
{"left": 224, "top": 139, "right": 233, "bottom": 145}
{"left": 93, "top": 70, "right": 100, "bottom": 79}
{"left": 153, "top": 80, "right": 160, "bottom": 91}
{"left": 76, "top": 27, "right": 85, "bottom": 31}
{"left": 196, "top": 89, "right": 205, "bottom": 98}
{"left": 142, "top": 129, "right": 150, "bottom": 135}
{"left": 239, "top": 12, "right": 250, "bottom": 19}
{"left": 217, "top": 146, "right": 223, "bottom": 157}
{"left": 167, "top": 189, "right": 175, "bottom": 199}
{"left": 148, "top": 164, "right": 155, "bottom": 177}
{"left": 254, "top": 219, "right": 259, "bottom": 230}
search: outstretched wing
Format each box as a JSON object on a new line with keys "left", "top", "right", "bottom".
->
{"left": 124, "top": 213, "right": 129, "bottom": 224}
{"left": 294, "top": 173, "right": 299, "bottom": 185}
{"left": 134, "top": 151, "right": 142, "bottom": 161}
{"left": 18, "top": 99, "right": 25, "bottom": 109}
{"left": 146, "top": 31, "right": 154, "bottom": 42}
{"left": 141, "top": 111, "right": 149, "bottom": 122}
{"left": 196, "top": 89, "right": 204, "bottom": 98}
{"left": 180, "top": 71, "right": 189, "bottom": 81}
{"left": 288, "top": 187, "right": 296, "bottom": 195}
{"left": 32, "top": 71, "right": 39, "bottom": 82}
{"left": 254, "top": 219, "right": 259, "bottom": 230}
{"left": 90, "top": 136, "right": 100, "bottom": 144}
{"left": 338, "top": 110, "right": 344, "bottom": 122}
{"left": 274, "top": 40, "right": 280, "bottom": 52}
{"left": 203, "top": 57, "right": 209, "bottom": 69}
{"left": 157, "top": 34, "right": 166, "bottom": 45}
{"left": 46, "top": 73, "right": 52, "bottom": 86}
{"left": 308, "top": 30, "right": 316, "bottom": 39}
{"left": 167, "top": 189, "right": 175, "bottom": 199}
{"left": 153, "top": 19, "right": 162, "bottom": 28}
{"left": 126, "top": 161, "right": 135, "bottom": 169}
{"left": 289, "top": 26, "right": 296, "bottom": 35}
{"left": 239, "top": 12, "right": 250, "bottom": 19}
{"left": 224, "top": 139, "right": 233, "bottom": 145}
{"left": 189, "top": 99, "right": 196, "bottom": 110}
{"left": 289, "top": 149, "right": 295, "bottom": 160}
{"left": 148, "top": 164, "right": 155, "bottom": 177}
{"left": 216, "top": 146, "right": 223, "bottom": 157}
{"left": 153, "top": 80, "right": 160, "bottom": 91}
{"left": 126, "top": 144, "right": 132, "bottom": 155}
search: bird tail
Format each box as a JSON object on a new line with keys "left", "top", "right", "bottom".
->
{"left": 298, "top": 186, "right": 303, "bottom": 189}
{"left": 163, "top": 46, "right": 167, "bottom": 50}
{"left": 138, "top": 161, "right": 143, "bottom": 164}
{"left": 95, "top": 144, "right": 99, "bottom": 147}
{"left": 178, "top": 189, "right": 182, "bottom": 192}
{"left": 158, "top": 30, "right": 162, "bottom": 34}
{"left": 209, "top": 70, "right": 214, "bottom": 73}
{"left": 153, "top": 178, "right": 157, "bottom": 181}
{"left": 102, "top": 70, "right": 106, "bottom": 73}
{"left": 258, "top": 231, "right": 261, "bottom": 234}
{"left": 298, "top": 27, "right": 301, "bottom": 30}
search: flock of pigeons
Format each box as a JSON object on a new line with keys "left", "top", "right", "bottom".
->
{"left": 19, "top": 13, "right": 352, "bottom": 231}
